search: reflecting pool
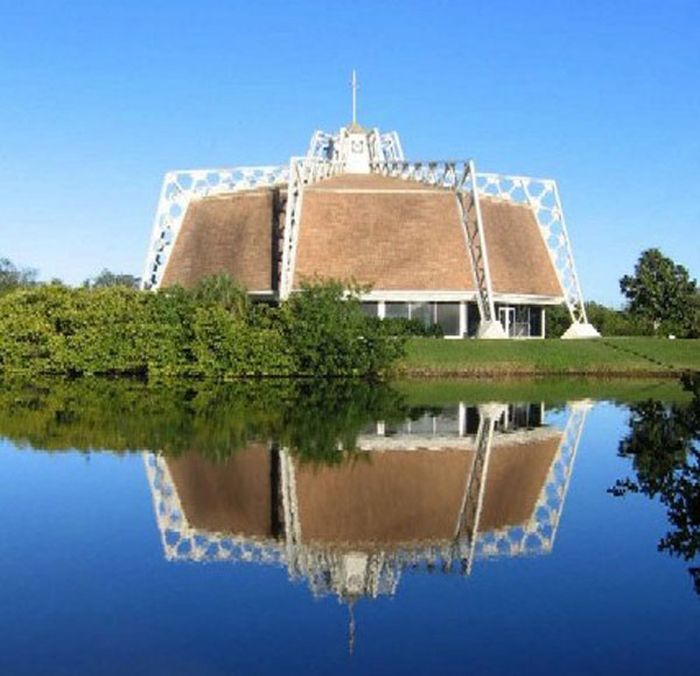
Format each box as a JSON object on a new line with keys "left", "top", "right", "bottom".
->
{"left": 0, "top": 377, "right": 698, "bottom": 674}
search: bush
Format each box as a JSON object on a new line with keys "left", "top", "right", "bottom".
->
{"left": 381, "top": 317, "right": 444, "bottom": 338}
{"left": 278, "top": 280, "right": 406, "bottom": 376}
{"left": 585, "top": 302, "right": 654, "bottom": 337}
{"left": 0, "top": 277, "right": 404, "bottom": 378}
{"left": 545, "top": 304, "right": 570, "bottom": 338}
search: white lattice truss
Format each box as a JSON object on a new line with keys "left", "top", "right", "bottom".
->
{"left": 477, "top": 172, "right": 589, "bottom": 324}
{"left": 142, "top": 402, "right": 590, "bottom": 601}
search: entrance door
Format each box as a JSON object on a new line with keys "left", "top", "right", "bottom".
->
{"left": 498, "top": 307, "right": 515, "bottom": 337}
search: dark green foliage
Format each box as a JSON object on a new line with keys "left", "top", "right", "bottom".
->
{"left": 0, "top": 277, "right": 404, "bottom": 378}
{"left": 278, "top": 280, "right": 406, "bottom": 376}
{"left": 82, "top": 268, "right": 140, "bottom": 289}
{"left": 545, "top": 303, "right": 570, "bottom": 338}
{"left": 620, "top": 248, "right": 697, "bottom": 335}
{"left": 584, "top": 302, "right": 654, "bottom": 336}
{"left": 0, "top": 257, "right": 37, "bottom": 295}
{"left": 547, "top": 301, "right": 664, "bottom": 338}
{"left": 381, "top": 317, "right": 444, "bottom": 338}
{"left": 189, "top": 272, "right": 250, "bottom": 319}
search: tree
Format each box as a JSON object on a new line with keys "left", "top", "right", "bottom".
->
{"left": 83, "top": 268, "right": 140, "bottom": 289}
{"left": 0, "top": 257, "right": 37, "bottom": 294}
{"left": 620, "top": 249, "right": 697, "bottom": 333}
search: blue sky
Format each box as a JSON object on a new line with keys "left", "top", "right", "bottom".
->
{"left": 0, "top": 0, "right": 697, "bottom": 305}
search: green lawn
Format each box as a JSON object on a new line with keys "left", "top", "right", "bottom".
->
{"left": 398, "top": 337, "right": 700, "bottom": 377}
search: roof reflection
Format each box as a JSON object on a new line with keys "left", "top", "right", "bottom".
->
{"left": 145, "top": 401, "right": 591, "bottom": 602}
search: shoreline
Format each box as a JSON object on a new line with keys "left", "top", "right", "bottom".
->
{"left": 396, "top": 367, "right": 695, "bottom": 379}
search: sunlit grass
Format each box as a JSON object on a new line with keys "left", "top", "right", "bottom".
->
{"left": 399, "top": 337, "right": 700, "bottom": 376}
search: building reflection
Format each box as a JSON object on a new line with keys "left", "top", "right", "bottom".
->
{"left": 144, "top": 402, "right": 590, "bottom": 602}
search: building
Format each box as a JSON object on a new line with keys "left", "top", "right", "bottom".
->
{"left": 141, "top": 76, "right": 599, "bottom": 339}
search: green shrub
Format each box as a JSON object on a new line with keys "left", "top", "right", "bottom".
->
{"left": 279, "top": 280, "right": 406, "bottom": 376}
{"left": 0, "top": 277, "right": 403, "bottom": 378}
{"left": 381, "top": 317, "right": 444, "bottom": 338}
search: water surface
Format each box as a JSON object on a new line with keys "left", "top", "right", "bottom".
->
{"left": 0, "top": 377, "right": 698, "bottom": 675}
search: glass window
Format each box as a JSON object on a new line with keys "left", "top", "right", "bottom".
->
{"left": 360, "top": 302, "right": 378, "bottom": 318}
{"left": 435, "top": 406, "right": 460, "bottom": 435}
{"left": 409, "top": 302, "right": 434, "bottom": 327}
{"left": 464, "top": 406, "right": 480, "bottom": 434}
{"left": 409, "top": 412, "right": 434, "bottom": 435}
{"left": 513, "top": 306, "right": 530, "bottom": 337}
{"left": 385, "top": 302, "right": 409, "bottom": 319}
{"left": 530, "top": 306, "right": 543, "bottom": 337}
{"left": 436, "top": 303, "right": 460, "bottom": 336}
{"left": 467, "top": 302, "right": 480, "bottom": 337}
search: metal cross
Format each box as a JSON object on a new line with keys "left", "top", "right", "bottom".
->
{"left": 351, "top": 70, "right": 358, "bottom": 125}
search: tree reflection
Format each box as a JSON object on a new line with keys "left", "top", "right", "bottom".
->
{"left": 611, "top": 374, "right": 700, "bottom": 594}
{"left": 0, "top": 378, "right": 410, "bottom": 464}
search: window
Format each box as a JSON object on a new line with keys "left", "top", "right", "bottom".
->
{"left": 436, "top": 303, "right": 460, "bottom": 336}
{"left": 409, "top": 302, "right": 433, "bottom": 327}
{"left": 530, "top": 306, "right": 543, "bottom": 337}
{"left": 385, "top": 302, "right": 409, "bottom": 319}
{"left": 360, "top": 302, "right": 378, "bottom": 318}
{"left": 467, "top": 302, "right": 480, "bottom": 337}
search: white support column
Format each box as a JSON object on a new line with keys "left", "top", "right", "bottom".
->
{"left": 542, "top": 308, "right": 547, "bottom": 338}
{"left": 378, "top": 300, "right": 386, "bottom": 319}
{"left": 459, "top": 301, "right": 467, "bottom": 338}
{"left": 460, "top": 161, "right": 506, "bottom": 339}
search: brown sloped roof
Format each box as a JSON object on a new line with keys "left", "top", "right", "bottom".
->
{"left": 161, "top": 189, "right": 276, "bottom": 292}
{"left": 294, "top": 174, "right": 473, "bottom": 290}
{"left": 480, "top": 198, "right": 562, "bottom": 297}
{"left": 293, "top": 173, "right": 563, "bottom": 297}
{"left": 158, "top": 172, "right": 563, "bottom": 298}
{"left": 165, "top": 445, "right": 274, "bottom": 538}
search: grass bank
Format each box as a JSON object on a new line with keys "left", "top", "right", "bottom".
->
{"left": 398, "top": 337, "right": 700, "bottom": 377}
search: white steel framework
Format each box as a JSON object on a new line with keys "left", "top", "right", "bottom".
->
{"left": 306, "top": 128, "right": 404, "bottom": 164}
{"left": 476, "top": 173, "right": 589, "bottom": 327}
{"left": 141, "top": 120, "right": 596, "bottom": 337}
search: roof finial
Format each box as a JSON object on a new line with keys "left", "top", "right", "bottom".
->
{"left": 351, "top": 69, "right": 358, "bottom": 126}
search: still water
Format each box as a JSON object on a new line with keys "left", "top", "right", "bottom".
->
{"left": 0, "top": 378, "right": 698, "bottom": 675}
